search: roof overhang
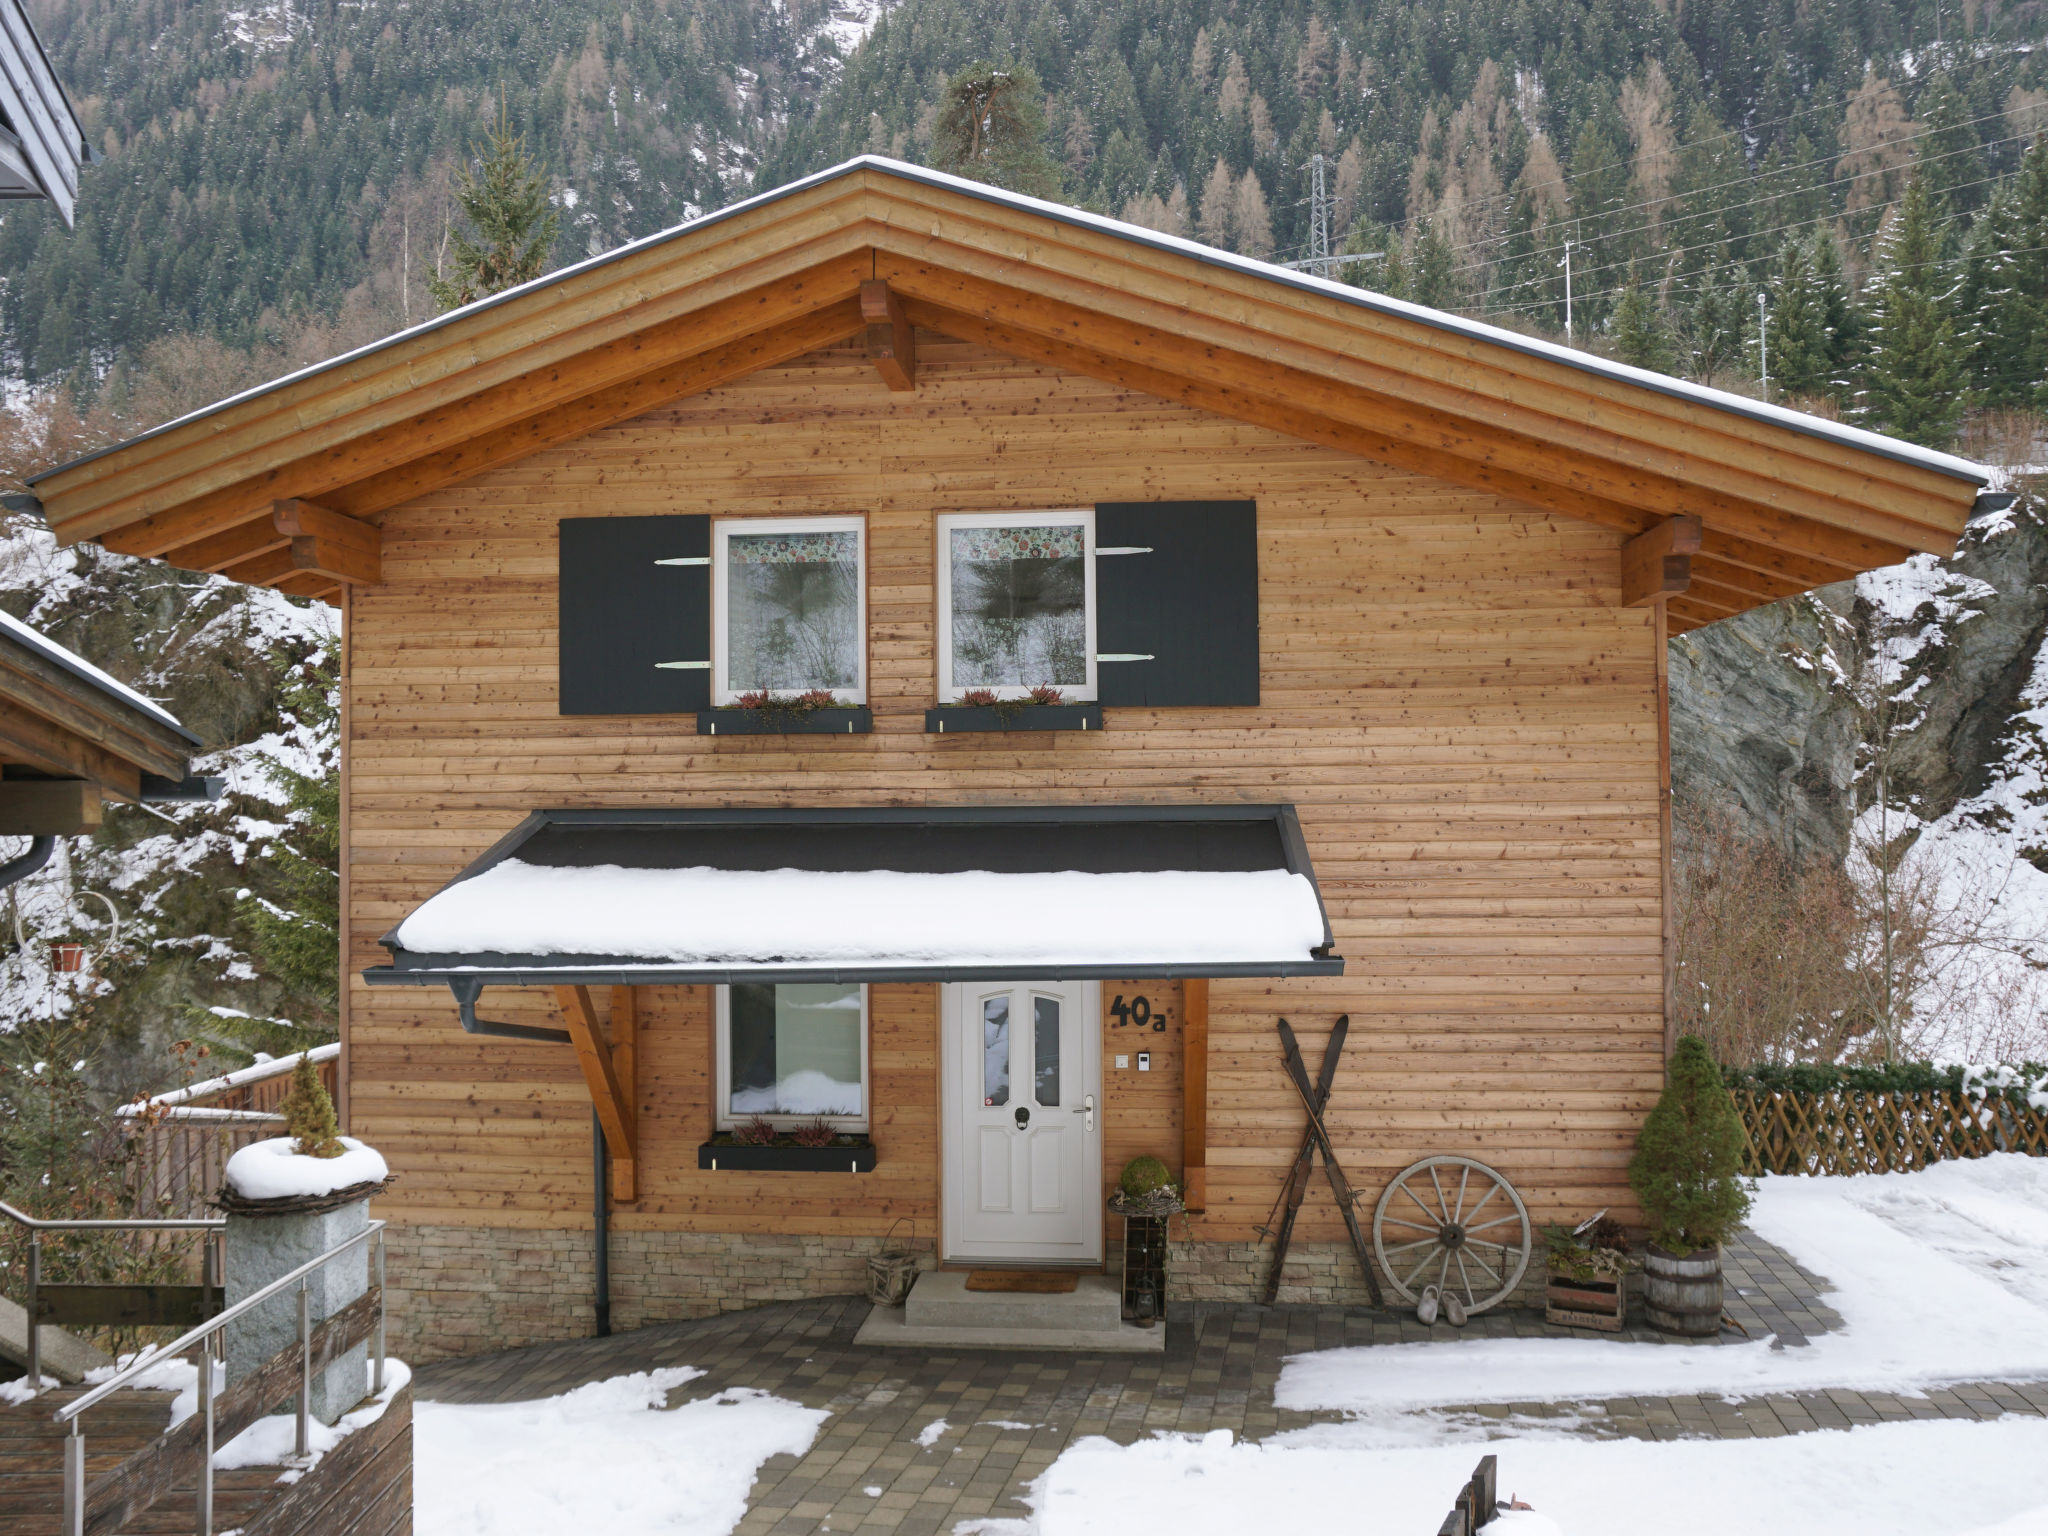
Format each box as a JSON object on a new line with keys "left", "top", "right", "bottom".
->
{"left": 0, "top": 609, "right": 199, "bottom": 801}
{"left": 27, "top": 157, "right": 1987, "bottom": 630}
{"left": 1, "top": 0, "right": 91, "bottom": 226}
{"left": 363, "top": 804, "right": 1344, "bottom": 988}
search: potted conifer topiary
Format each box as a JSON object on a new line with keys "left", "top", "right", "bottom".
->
{"left": 1628, "top": 1035, "right": 1753, "bottom": 1336}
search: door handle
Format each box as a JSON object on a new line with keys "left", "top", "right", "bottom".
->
{"left": 1072, "top": 1094, "right": 1095, "bottom": 1132}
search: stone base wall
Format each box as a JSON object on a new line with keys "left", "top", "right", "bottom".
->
{"left": 385, "top": 1224, "right": 1545, "bottom": 1360}
{"left": 1167, "top": 1238, "right": 1549, "bottom": 1311}
{"left": 383, "top": 1222, "right": 936, "bottom": 1362}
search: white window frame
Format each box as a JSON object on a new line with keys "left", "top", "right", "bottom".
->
{"left": 934, "top": 508, "right": 1097, "bottom": 702}
{"left": 711, "top": 514, "right": 868, "bottom": 705}
{"left": 714, "top": 982, "right": 871, "bottom": 1132}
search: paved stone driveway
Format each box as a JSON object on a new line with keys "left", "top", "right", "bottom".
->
{"left": 412, "top": 1229, "right": 2048, "bottom": 1536}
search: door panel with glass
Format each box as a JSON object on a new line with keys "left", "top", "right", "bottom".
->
{"left": 942, "top": 979, "right": 1101, "bottom": 1262}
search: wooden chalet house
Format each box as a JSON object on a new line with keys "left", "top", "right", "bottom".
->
{"left": 1, "top": 0, "right": 91, "bottom": 228}
{"left": 1, "top": 608, "right": 213, "bottom": 895}
{"left": 27, "top": 159, "right": 1988, "bottom": 1357}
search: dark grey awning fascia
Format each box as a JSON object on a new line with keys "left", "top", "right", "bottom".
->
{"left": 365, "top": 803, "right": 1343, "bottom": 986}
{"left": 364, "top": 956, "right": 1348, "bottom": 988}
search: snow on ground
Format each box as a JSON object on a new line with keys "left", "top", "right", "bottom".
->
{"left": 966, "top": 1158, "right": 2048, "bottom": 1536}
{"left": 1279, "top": 1156, "right": 2048, "bottom": 1416}
{"left": 1004, "top": 1418, "right": 2048, "bottom": 1536}
{"left": 414, "top": 1368, "right": 827, "bottom": 1536}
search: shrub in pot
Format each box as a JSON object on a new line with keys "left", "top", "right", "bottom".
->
{"left": 1627, "top": 1034, "right": 1752, "bottom": 1336}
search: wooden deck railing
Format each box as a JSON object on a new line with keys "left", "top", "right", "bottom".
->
{"left": 1733, "top": 1087, "right": 2048, "bottom": 1176}
{"left": 120, "top": 1046, "right": 339, "bottom": 1219}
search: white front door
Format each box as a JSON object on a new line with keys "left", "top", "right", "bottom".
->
{"left": 941, "top": 979, "right": 1102, "bottom": 1263}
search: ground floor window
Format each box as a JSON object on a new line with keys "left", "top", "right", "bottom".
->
{"left": 716, "top": 982, "right": 869, "bottom": 1129}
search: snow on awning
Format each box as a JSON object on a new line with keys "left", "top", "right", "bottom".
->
{"left": 364, "top": 805, "right": 1343, "bottom": 986}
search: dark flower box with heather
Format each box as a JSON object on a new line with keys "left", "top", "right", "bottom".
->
{"left": 699, "top": 1116, "right": 876, "bottom": 1172}
{"left": 698, "top": 690, "right": 872, "bottom": 736}
{"left": 925, "top": 687, "right": 1102, "bottom": 734}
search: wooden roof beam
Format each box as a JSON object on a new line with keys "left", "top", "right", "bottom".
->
{"left": 860, "top": 279, "right": 916, "bottom": 392}
{"left": 1689, "top": 555, "right": 1810, "bottom": 606}
{"left": 164, "top": 516, "right": 290, "bottom": 574}
{"left": 273, "top": 499, "right": 381, "bottom": 585}
{"left": 1621, "top": 516, "right": 1701, "bottom": 607}
{"left": 888, "top": 267, "right": 1922, "bottom": 575}
{"left": 83, "top": 254, "right": 875, "bottom": 558}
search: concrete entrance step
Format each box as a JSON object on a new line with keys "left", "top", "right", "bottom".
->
{"left": 854, "top": 1271, "right": 1164, "bottom": 1353}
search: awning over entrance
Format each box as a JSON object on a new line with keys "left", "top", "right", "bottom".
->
{"left": 363, "top": 804, "right": 1343, "bottom": 988}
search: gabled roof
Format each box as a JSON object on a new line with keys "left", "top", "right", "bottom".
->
{"left": 0, "top": 0, "right": 90, "bottom": 227}
{"left": 30, "top": 156, "right": 1988, "bottom": 632}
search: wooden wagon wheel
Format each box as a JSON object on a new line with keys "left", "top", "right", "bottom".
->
{"left": 1371, "top": 1156, "right": 1532, "bottom": 1315}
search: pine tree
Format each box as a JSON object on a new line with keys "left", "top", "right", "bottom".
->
{"left": 1961, "top": 136, "right": 2048, "bottom": 411}
{"left": 1766, "top": 236, "right": 1834, "bottom": 400}
{"left": 1685, "top": 271, "right": 1746, "bottom": 384}
{"left": 427, "top": 97, "right": 561, "bottom": 314}
{"left": 931, "top": 63, "right": 1060, "bottom": 201}
{"left": 1627, "top": 1035, "right": 1751, "bottom": 1253}
{"left": 1408, "top": 219, "right": 1458, "bottom": 310}
{"left": 281, "top": 1053, "right": 344, "bottom": 1159}
{"left": 1611, "top": 263, "right": 1673, "bottom": 373}
{"left": 1812, "top": 228, "right": 1865, "bottom": 389}
{"left": 1859, "top": 177, "right": 1967, "bottom": 447}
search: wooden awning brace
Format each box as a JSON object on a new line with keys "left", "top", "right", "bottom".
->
{"left": 444, "top": 978, "right": 637, "bottom": 1201}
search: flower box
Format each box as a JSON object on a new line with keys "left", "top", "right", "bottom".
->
{"left": 698, "top": 1138, "right": 877, "bottom": 1172}
{"left": 697, "top": 706, "right": 873, "bottom": 736}
{"left": 1545, "top": 1272, "right": 1626, "bottom": 1332}
{"left": 924, "top": 704, "right": 1104, "bottom": 734}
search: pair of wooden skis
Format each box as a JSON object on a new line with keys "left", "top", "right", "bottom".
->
{"left": 1261, "top": 1015, "right": 1386, "bottom": 1309}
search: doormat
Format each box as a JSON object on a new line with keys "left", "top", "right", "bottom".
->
{"left": 965, "top": 1270, "right": 1080, "bottom": 1294}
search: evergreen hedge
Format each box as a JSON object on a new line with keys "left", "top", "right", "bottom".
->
{"left": 1722, "top": 1061, "right": 2048, "bottom": 1105}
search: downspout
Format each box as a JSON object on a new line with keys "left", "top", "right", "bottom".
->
{"left": 592, "top": 1109, "right": 611, "bottom": 1337}
{"left": 0, "top": 837, "right": 56, "bottom": 892}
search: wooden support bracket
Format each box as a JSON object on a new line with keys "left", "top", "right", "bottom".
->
{"left": 1621, "top": 514, "right": 1702, "bottom": 607}
{"left": 556, "top": 984, "right": 637, "bottom": 1201}
{"left": 273, "top": 499, "right": 383, "bottom": 585}
{"left": 1181, "top": 978, "right": 1209, "bottom": 1212}
{"left": 0, "top": 777, "right": 101, "bottom": 835}
{"left": 860, "top": 279, "right": 916, "bottom": 392}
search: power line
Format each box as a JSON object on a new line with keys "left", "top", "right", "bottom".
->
{"left": 1470, "top": 164, "right": 2018, "bottom": 310}
{"left": 1434, "top": 100, "right": 2030, "bottom": 260}
{"left": 1448, "top": 127, "right": 2033, "bottom": 276}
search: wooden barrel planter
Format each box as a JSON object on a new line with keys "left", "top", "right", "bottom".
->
{"left": 1642, "top": 1244, "right": 1723, "bottom": 1336}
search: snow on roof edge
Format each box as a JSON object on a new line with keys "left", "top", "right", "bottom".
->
{"left": 32, "top": 155, "right": 1990, "bottom": 492}
{"left": 0, "top": 607, "right": 198, "bottom": 741}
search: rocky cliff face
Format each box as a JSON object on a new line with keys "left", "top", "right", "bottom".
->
{"left": 1672, "top": 490, "right": 2048, "bottom": 867}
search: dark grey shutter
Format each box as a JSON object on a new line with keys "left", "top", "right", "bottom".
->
{"left": 559, "top": 514, "right": 710, "bottom": 715}
{"left": 1095, "top": 501, "right": 1259, "bottom": 707}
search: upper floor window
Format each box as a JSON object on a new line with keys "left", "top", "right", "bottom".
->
{"left": 936, "top": 510, "right": 1096, "bottom": 701}
{"left": 713, "top": 515, "right": 866, "bottom": 704}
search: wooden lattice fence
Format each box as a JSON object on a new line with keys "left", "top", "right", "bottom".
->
{"left": 1733, "top": 1087, "right": 2048, "bottom": 1176}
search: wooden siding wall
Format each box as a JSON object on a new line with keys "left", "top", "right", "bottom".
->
{"left": 345, "top": 335, "right": 1666, "bottom": 1256}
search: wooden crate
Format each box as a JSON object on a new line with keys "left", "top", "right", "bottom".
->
{"left": 1545, "top": 1273, "right": 1625, "bottom": 1331}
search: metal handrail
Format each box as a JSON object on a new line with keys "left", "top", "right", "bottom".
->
{"left": 53, "top": 1217, "right": 388, "bottom": 1536}
{"left": 1, "top": 1199, "right": 225, "bottom": 1231}
{"left": 3, "top": 1199, "right": 226, "bottom": 1389}
{"left": 57, "top": 1217, "right": 386, "bottom": 1422}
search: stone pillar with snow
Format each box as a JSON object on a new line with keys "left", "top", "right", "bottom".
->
{"left": 220, "top": 1133, "right": 389, "bottom": 1424}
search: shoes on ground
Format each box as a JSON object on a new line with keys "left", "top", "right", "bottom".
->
{"left": 1416, "top": 1284, "right": 1440, "bottom": 1325}
{"left": 1444, "top": 1291, "right": 1468, "bottom": 1327}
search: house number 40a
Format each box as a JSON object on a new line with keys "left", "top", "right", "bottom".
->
{"left": 1109, "top": 994, "right": 1165, "bottom": 1032}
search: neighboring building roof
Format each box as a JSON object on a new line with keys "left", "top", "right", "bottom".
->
{"left": 0, "top": 0, "right": 90, "bottom": 227}
{"left": 0, "top": 607, "right": 195, "bottom": 740}
{"left": 368, "top": 805, "right": 1343, "bottom": 985}
{"left": 27, "top": 157, "right": 1989, "bottom": 632}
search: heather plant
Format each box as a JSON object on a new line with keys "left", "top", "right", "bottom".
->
{"left": 1628, "top": 1036, "right": 1752, "bottom": 1253}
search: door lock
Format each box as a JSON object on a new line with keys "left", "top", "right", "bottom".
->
{"left": 1071, "top": 1094, "right": 1096, "bottom": 1132}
